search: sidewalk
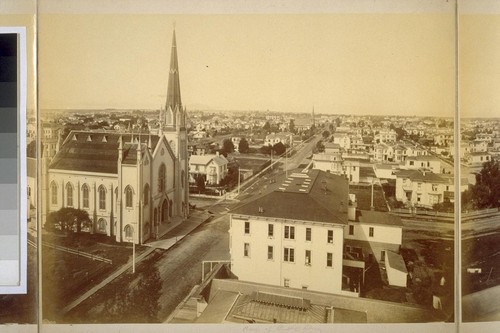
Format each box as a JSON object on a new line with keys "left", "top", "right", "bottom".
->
{"left": 145, "top": 210, "right": 212, "bottom": 250}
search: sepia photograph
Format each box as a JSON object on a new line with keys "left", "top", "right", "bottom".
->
{"left": 35, "top": 0, "right": 459, "bottom": 328}
{"left": 459, "top": 0, "right": 500, "bottom": 325}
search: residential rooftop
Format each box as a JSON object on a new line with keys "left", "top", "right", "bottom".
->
{"left": 231, "top": 170, "right": 349, "bottom": 225}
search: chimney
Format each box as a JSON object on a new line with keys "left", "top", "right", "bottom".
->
{"left": 348, "top": 194, "right": 357, "bottom": 221}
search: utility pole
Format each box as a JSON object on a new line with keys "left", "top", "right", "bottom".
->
{"left": 370, "top": 178, "right": 374, "bottom": 211}
{"left": 271, "top": 149, "right": 273, "bottom": 170}
{"left": 132, "top": 238, "right": 136, "bottom": 273}
{"left": 238, "top": 167, "right": 241, "bottom": 195}
{"left": 285, "top": 147, "right": 288, "bottom": 178}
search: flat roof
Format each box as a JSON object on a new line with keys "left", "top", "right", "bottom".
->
{"left": 231, "top": 170, "right": 349, "bottom": 225}
{"left": 356, "top": 210, "right": 403, "bottom": 227}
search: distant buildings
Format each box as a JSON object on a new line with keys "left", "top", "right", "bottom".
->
{"left": 374, "top": 129, "right": 397, "bottom": 144}
{"left": 312, "top": 153, "right": 360, "bottom": 183}
{"left": 264, "top": 132, "right": 294, "bottom": 148}
{"left": 189, "top": 153, "right": 229, "bottom": 185}
{"left": 394, "top": 169, "right": 466, "bottom": 208}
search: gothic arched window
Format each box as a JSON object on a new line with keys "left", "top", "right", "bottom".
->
{"left": 125, "top": 186, "right": 133, "bottom": 208}
{"left": 66, "top": 182, "right": 74, "bottom": 207}
{"left": 158, "top": 164, "right": 166, "bottom": 193}
{"left": 144, "top": 183, "right": 150, "bottom": 205}
{"left": 50, "top": 181, "right": 58, "bottom": 205}
{"left": 124, "top": 224, "right": 133, "bottom": 239}
{"left": 82, "top": 184, "right": 89, "bottom": 208}
{"left": 99, "top": 185, "right": 106, "bottom": 210}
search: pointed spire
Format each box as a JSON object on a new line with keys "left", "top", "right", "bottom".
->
{"left": 137, "top": 139, "right": 142, "bottom": 163}
{"left": 118, "top": 135, "right": 123, "bottom": 161}
{"left": 166, "top": 29, "right": 182, "bottom": 116}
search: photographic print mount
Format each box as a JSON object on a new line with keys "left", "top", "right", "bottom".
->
{"left": 0, "top": 27, "right": 27, "bottom": 294}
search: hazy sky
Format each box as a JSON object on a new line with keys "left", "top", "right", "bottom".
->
{"left": 460, "top": 13, "right": 500, "bottom": 118}
{"left": 37, "top": 0, "right": 459, "bottom": 116}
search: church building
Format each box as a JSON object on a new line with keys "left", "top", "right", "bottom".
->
{"left": 40, "top": 30, "right": 189, "bottom": 244}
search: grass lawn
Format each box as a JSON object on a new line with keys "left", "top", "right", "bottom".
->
{"left": 349, "top": 184, "right": 388, "bottom": 212}
{"left": 42, "top": 232, "right": 149, "bottom": 321}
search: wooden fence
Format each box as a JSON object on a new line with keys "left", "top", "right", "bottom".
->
{"left": 42, "top": 242, "right": 112, "bottom": 264}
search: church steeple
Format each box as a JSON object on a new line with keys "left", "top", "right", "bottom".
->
{"left": 165, "top": 29, "right": 182, "bottom": 121}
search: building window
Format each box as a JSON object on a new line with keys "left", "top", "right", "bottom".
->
{"left": 284, "top": 278, "right": 290, "bottom": 288}
{"left": 327, "top": 252, "right": 333, "bottom": 267}
{"left": 98, "top": 185, "right": 106, "bottom": 210}
{"left": 349, "top": 225, "right": 354, "bottom": 235}
{"left": 97, "top": 218, "right": 106, "bottom": 233}
{"left": 432, "top": 184, "right": 438, "bottom": 192}
{"left": 268, "top": 246, "right": 273, "bottom": 260}
{"left": 417, "top": 183, "right": 422, "bottom": 190}
{"left": 144, "top": 183, "right": 150, "bottom": 205}
{"left": 158, "top": 163, "right": 166, "bottom": 193}
{"left": 82, "top": 184, "right": 89, "bottom": 208}
{"left": 124, "top": 224, "right": 133, "bottom": 239}
{"left": 125, "top": 186, "right": 133, "bottom": 208}
{"left": 284, "top": 225, "right": 295, "bottom": 239}
{"left": 284, "top": 247, "right": 295, "bottom": 263}
{"left": 327, "top": 230, "right": 334, "bottom": 243}
{"left": 244, "top": 243, "right": 250, "bottom": 257}
{"left": 305, "top": 250, "right": 311, "bottom": 265}
{"left": 244, "top": 221, "right": 250, "bottom": 234}
{"left": 51, "top": 182, "right": 58, "bottom": 205}
{"left": 381, "top": 250, "right": 386, "bottom": 262}
{"left": 66, "top": 183, "right": 74, "bottom": 207}
{"left": 268, "top": 224, "right": 274, "bottom": 237}
{"left": 306, "top": 227, "right": 311, "bottom": 241}
{"left": 369, "top": 227, "right": 374, "bottom": 237}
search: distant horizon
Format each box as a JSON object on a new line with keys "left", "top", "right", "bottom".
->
{"left": 40, "top": 107, "right": 458, "bottom": 120}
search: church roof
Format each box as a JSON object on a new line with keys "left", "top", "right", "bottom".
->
{"left": 49, "top": 131, "right": 159, "bottom": 174}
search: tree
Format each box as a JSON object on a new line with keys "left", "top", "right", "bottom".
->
{"left": 263, "top": 121, "right": 271, "bottom": 132}
{"left": 322, "top": 130, "right": 331, "bottom": 139}
{"left": 221, "top": 139, "right": 234, "bottom": 154}
{"left": 316, "top": 141, "right": 325, "bottom": 153}
{"left": 220, "top": 165, "right": 239, "bottom": 188}
{"left": 433, "top": 199, "right": 454, "bottom": 213}
{"left": 273, "top": 142, "right": 286, "bottom": 156}
{"left": 289, "top": 119, "right": 295, "bottom": 133}
{"left": 194, "top": 174, "right": 206, "bottom": 193}
{"left": 45, "top": 207, "right": 90, "bottom": 233}
{"left": 260, "top": 145, "right": 272, "bottom": 155}
{"left": 467, "top": 159, "right": 500, "bottom": 209}
{"left": 238, "top": 138, "right": 249, "bottom": 154}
